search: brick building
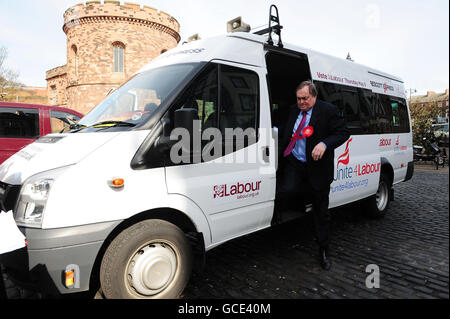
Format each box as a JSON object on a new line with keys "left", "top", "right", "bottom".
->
{"left": 409, "top": 89, "right": 449, "bottom": 120}
{"left": 46, "top": 1, "right": 181, "bottom": 115}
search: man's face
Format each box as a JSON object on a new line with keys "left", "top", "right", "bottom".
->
{"left": 296, "top": 86, "right": 317, "bottom": 112}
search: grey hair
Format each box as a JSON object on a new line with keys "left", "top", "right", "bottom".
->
{"left": 296, "top": 80, "right": 318, "bottom": 97}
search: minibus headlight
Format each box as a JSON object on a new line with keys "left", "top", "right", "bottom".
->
{"left": 15, "top": 166, "right": 71, "bottom": 228}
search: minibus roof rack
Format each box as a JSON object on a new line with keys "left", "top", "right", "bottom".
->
{"left": 253, "top": 4, "right": 283, "bottom": 48}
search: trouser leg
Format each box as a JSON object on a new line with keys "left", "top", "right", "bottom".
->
{"left": 274, "top": 156, "right": 306, "bottom": 216}
{"left": 311, "top": 187, "right": 331, "bottom": 249}
{"left": 276, "top": 158, "right": 296, "bottom": 211}
{"left": 0, "top": 266, "right": 6, "bottom": 300}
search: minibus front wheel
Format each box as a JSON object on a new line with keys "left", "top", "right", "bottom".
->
{"left": 100, "top": 219, "right": 192, "bottom": 299}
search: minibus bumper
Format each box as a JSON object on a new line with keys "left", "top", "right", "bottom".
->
{"left": 404, "top": 161, "right": 414, "bottom": 182}
{"left": 0, "top": 221, "right": 121, "bottom": 296}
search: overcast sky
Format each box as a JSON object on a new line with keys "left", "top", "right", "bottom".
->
{"left": 0, "top": 0, "right": 448, "bottom": 96}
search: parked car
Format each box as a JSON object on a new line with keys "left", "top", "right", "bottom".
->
{"left": 0, "top": 102, "right": 83, "bottom": 164}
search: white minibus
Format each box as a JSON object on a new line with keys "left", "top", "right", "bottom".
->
{"left": 0, "top": 10, "right": 413, "bottom": 299}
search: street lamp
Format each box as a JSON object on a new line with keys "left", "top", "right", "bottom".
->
{"left": 407, "top": 88, "right": 417, "bottom": 101}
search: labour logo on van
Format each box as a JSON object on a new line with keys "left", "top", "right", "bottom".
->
{"left": 333, "top": 138, "right": 380, "bottom": 188}
{"left": 394, "top": 135, "right": 407, "bottom": 152}
{"left": 213, "top": 181, "right": 261, "bottom": 199}
{"left": 337, "top": 138, "right": 352, "bottom": 168}
{"left": 214, "top": 185, "right": 226, "bottom": 198}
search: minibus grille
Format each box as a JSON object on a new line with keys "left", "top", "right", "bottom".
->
{"left": 0, "top": 181, "right": 21, "bottom": 213}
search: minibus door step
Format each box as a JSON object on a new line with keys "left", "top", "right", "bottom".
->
{"left": 278, "top": 204, "right": 312, "bottom": 223}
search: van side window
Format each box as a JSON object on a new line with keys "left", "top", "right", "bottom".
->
{"left": 316, "top": 81, "right": 364, "bottom": 135}
{"left": 375, "top": 94, "right": 394, "bottom": 134}
{"left": 177, "top": 63, "right": 219, "bottom": 133}
{"left": 315, "top": 82, "right": 341, "bottom": 112}
{"left": 51, "top": 110, "right": 81, "bottom": 134}
{"left": 390, "top": 98, "right": 410, "bottom": 133}
{"left": 174, "top": 63, "right": 259, "bottom": 138}
{"left": 220, "top": 65, "right": 259, "bottom": 134}
{"left": 340, "top": 87, "right": 364, "bottom": 134}
{"left": 168, "top": 63, "right": 259, "bottom": 163}
{"left": 358, "top": 89, "right": 378, "bottom": 134}
{"left": 316, "top": 80, "right": 410, "bottom": 135}
{"left": 0, "top": 108, "right": 39, "bottom": 138}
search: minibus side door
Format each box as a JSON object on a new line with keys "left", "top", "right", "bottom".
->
{"left": 165, "top": 61, "right": 276, "bottom": 246}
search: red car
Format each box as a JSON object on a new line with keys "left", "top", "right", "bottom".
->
{"left": 0, "top": 102, "right": 83, "bottom": 164}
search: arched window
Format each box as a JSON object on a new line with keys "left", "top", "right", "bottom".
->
{"left": 113, "top": 42, "right": 125, "bottom": 73}
{"left": 51, "top": 85, "right": 57, "bottom": 105}
{"left": 71, "top": 45, "right": 78, "bottom": 78}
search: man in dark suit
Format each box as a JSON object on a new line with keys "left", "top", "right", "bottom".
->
{"left": 276, "top": 80, "right": 350, "bottom": 270}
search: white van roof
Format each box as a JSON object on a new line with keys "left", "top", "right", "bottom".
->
{"left": 140, "top": 32, "right": 406, "bottom": 99}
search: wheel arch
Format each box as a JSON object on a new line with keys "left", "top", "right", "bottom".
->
{"left": 380, "top": 157, "right": 394, "bottom": 186}
{"left": 89, "top": 207, "right": 207, "bottom": 294}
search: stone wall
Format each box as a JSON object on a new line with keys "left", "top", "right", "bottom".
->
{"left": 46, "top": 65, "right": 68, "bottom": 106}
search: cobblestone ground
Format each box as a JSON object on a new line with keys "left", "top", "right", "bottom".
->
{"left": 182, "top": 164, "right": 449, "bottom": 299}
{"left": 2, "top": 163, "right": 449, "bottom": 299}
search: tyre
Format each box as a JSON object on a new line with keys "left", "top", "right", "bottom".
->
{"left": 363, "top": 173, "right": 391, "bottom": 219}
{"left": 100, "top": 219, "right": 192, "bottom": 299}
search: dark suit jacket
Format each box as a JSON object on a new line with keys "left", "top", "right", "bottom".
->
{"left": 279, "top": 99, "right": 350, "bottom": 191}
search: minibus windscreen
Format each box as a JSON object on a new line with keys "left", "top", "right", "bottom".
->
{"left": 78, "top": 63, "right": 198, "bottom": 129}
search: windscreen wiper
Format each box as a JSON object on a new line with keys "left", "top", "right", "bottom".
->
{"left": 90, "top": 121, "right": 136, "bottom": 128}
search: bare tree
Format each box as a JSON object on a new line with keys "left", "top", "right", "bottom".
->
{"left": 0, "top": 46, "right": 23, "bottom": 101}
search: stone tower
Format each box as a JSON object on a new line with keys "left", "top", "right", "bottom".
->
{"left": 46, "top": 1, "right": 180, "bottom": 115}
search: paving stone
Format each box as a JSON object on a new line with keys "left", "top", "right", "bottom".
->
{"left": 414, "top": 293, "right": 436, "bottom": 299}
{"left": 405, "top": 277, "right": 427, "bottom": 286}
{"left": 413, "top": 286, "right": 434, "bottom": 295}
{"left": 386, "top": 277, "right": 411, "bottom": 287}
{"left": 426, "top": 283, "right": 450, "bottom": 294}
{"left": 425, "top": 278, "right": 448, "bottom": 288}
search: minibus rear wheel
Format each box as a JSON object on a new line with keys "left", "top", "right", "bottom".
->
{"left": 100, "top": 219, "right": 192, "bottom": 299}
{"left": 363, "top": 173, "right": 391, "bottom": 219}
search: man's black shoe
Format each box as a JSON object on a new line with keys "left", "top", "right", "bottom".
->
{"left": 319, "top": 248, "right": 332, "bottom": 270}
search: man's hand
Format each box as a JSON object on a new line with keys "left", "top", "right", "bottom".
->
{"left": 312, "top": 142, "right": 327, "bottom": 161}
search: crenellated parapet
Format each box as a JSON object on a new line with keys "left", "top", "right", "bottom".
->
{"left": 63, "top": 1, "right": 180, "bottom": 42}
{"left": 46, "top": 65, "right": 67, "bottom": 80}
